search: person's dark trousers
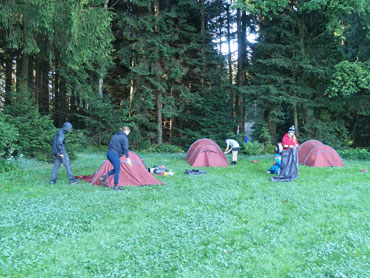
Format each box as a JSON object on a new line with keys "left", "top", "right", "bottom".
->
{"left": 106, "top": 151, "right": 121, "bottom": 185}
{"left": 50, "top": 153, "right": 75, "bottom": 183}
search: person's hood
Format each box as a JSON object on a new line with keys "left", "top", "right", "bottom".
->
{"left": 61, "top": 122, "right": 73, "bottom": 133}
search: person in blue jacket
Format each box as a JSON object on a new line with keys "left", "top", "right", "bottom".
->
{"left": 267, "top": 143, "right": 282, "bottom": 175}
{"left": 50, "top": 122, "right": 80, "bottom": 185}
{"left": 100, "top": 126, "right": 132, "bottom": 190}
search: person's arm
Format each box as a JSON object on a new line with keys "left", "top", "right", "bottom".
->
{"left": 293, "top": 135, "right": 299, "bottom": 147}
{"left": 224, "top": 141, "right": 231, "bottom": 154}
{"left": 281, "top": 135, "right": 289, "bottom": 149}
{"left": 56, "top": 131, "right": 64, "bottom": 159}
{"left": 121, "top": 136, "right": 132, "bottom": 167}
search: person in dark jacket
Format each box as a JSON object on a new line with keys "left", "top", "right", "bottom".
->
{"left": 100, "top": 126, "right": 132, "bottom": 190}
{"left": 50, "top": 122, "right": 80, "bottom": 185}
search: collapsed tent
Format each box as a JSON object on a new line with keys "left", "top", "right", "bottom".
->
{"left": 76, "top": 151, "right": 163, "bottom": 187}
{"left": 298, "top": 140, "right": 344, "bottom": 167}
{"left": 186, "top": 138, "right": 229, "bottom": 167}
{"left": 271, "top": 147, "right": 299, "bottom": 182}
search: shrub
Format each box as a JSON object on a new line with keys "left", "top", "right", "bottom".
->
{"left": 0, "top": 159, "right": 18, "bottom": 173}
{"left": 4, "top": 96, "right": 56, "bottom": 161}
{"left": 4, "top": 94, "right": 87, "bottom": 161}
{"left": 63, "top": 129, "right": 89, "bottom": 161}
{"left": 242, "top": 141, "right": 261, "bottom": 155}
{"left": 338, "top": 149, "right": 370, "bottom": 160}
{"left": 158, "top": 144, "right": 185, "bottom": 153}
{"left": 263, "top": 143, "right": 276, "bottom": 154}
{"left": 0, "top": 113, "right": 19, "bottom": 158}
{"left": 138, "top": 143, "right": 185, "bottom": 153}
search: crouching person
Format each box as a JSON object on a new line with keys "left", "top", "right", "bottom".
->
{"left": 267, "top": 143, "right": 282, "bottom": 175}
{"left": 224, "top": 138, "right": 240, "bottom": 165}
{"left": 50, "top": 122, "right": 80, "bottom": 185}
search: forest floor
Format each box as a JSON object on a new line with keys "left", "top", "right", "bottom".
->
{"left": 0, "top": 152, "right": 369, "bottom": 277}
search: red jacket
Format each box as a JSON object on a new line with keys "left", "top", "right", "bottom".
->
{"left": 281, "top": 133, "right": 299, "bottom": 150}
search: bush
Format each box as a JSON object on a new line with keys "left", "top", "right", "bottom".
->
{"left": 74, "top": 95, "right": 134, "bottom": 146}
{"left": 158, "top": 144, "right": 185, "bottom": 153}
{"left": 4, "top": 96, "right": 57, "bottom": 161}
{"left": 0, "top": 159, "right": 18, "bottom": 173}
{"left": 264, "top": 143, "right": 276, "bottom": 154}
{"left": 337, "top": 149, "right": 370, "bottom": 160}
{"left": 138, "top": 143, "right": 185, "bottom": 153}
{"left": 242, "top": 141, "right": 262, "bottom": 155}
{"left": 0, "top": 113, "right": 19, "bottom": 158}
{"left": 63, "top": 129, "right": 89, "bottom": 161}
{"left": 4, "top": 94, "right": 87, "bottom": 161}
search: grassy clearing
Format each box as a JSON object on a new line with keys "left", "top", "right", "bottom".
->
{"left": 0, "top": 152, "right": 369, "bottom": 278}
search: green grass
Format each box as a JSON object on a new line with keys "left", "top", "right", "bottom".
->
{"left": 0, "top": 152, "right": 369, "bottom": 278}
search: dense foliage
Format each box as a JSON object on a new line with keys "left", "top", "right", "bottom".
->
{"left": 0, "top": 0, "right": 369, "bottom": 160}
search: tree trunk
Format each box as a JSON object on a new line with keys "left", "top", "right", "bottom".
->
{"left": 39, "top": 59, "right": 49, "bottom": 115}
{"left": 200, "top": 0, "right": 205, "bottom": 88}
{"left": 129, "top": 53, "right": 135, "bottom": 114}
{"left": 20, "top": 53, "right": 29, "bottom": 95}
{"left": 35, "top": 58, "right": 41, "bottom": 107}
{"left": 58, "top": 77, "right": 67, "bottom": 124}
{"left": 97, "top": 0, "right": 109, "bottom": 100}
{"left": 268, "top": 118, "right": 277, "bottom": 144}
{"left": 4, "top": 54, "right": 13, "bottom": 106}
{"left": 16, "top": 54, "right": 22, "bottom": 93}
{"left": 295, "top": 15, "right": 306, "bottom": 136}
{"left": 53, "top": 58, "right": 60, "bottom": 126}
{"left": 226, "top": 3, "right": 234, "bottom": 122}
{"left": 237, "top": 9, "right": 247, "bottom": 135}
{"left": 28, "top": 55, "right": 34, "bottom": 97}
{"left": 154, "top": 0, "right": 163, "bottom": 145}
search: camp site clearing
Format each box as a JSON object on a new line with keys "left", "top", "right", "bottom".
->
{"left": 0, "top": 151, "right": 369, "bottom": 277}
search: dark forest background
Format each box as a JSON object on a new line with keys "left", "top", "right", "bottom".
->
{"left": 0, "top": 0, "right": 369, "bottom": 160}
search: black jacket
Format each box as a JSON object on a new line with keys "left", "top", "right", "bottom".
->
{"left": 51, "top": 122, "right": 72, "bottom": 156}
{"left": 107, "top": 130, "right": 129, "bottom": 158}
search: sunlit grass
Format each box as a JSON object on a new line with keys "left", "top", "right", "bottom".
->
{"left": 0, "top": 152, "right": 369, "bottom": 277}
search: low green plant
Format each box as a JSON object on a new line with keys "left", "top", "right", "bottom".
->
{"left": 0, "top": 152, "right": 369, "bottom": 277}
{"left": 139, "top": 143, "right": 185, "bottom": 153}
{"left": 242, "top": 140, "right": 261, "bottom": 155}
{"left": 0, "top": 159, "right": 18, "bottom": 173}
{"left": 4, "top": 94, "right": 56, "bottom": 161}
{"left": 263, "top": 142, "right": 275, "bottom": 154}
{"left": 338, "top": 148, "right": 370, "bottom": 160}
{"left": 0, "top": 113, "right": 19, "bottom": 158}
{"left": 64, "top": 129, "right": 89, "bottom": 161}
{"left": 158, "top": 144, "right": 185, "bottom": 153}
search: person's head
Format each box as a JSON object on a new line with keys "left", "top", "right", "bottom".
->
{"left": 61, "top": 122, "right": 73, "bottom": 133}
{"left": 288, "top": 125, "right": 295, "bottom": 137}
{"left": 275, "top": 143, "right": 283, "bottom": 154}
{"left": 121, "top": 126, "right": 131, "bottom": 135}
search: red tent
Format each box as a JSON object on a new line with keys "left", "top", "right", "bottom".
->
{"left": 186, "top": 138, "right": 229, "bottom": 167}
{"left": 76, "top": 151, "right": 164, "bottom": 187}
{"left": 298, "top": 140, "right": 344, "bottom": 167}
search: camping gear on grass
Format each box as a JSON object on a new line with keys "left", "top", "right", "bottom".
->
{"left": 298, "top": 140, "right": 344, "bottom": 167}
{"left": 271, "top": 147, "right": 299, "bottom": 182}
{"left": 186, "top": 138, "right": 229, "bottom": 167}
{"left": 185, "top": 169, "right": 206, "bottom": 175}
{"left": 148, "top": 165, "right": 175, "bottom": 176}
{"left": 76, "top": 151, "right": 163, "bottom": 187}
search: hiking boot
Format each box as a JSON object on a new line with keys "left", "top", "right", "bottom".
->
{"left": 113, "top": 185, "right": 121, "bottom": 191}
{"left": 70, "top": 179, "right": 81, "bottom": 185}
{"left": 50, "top": 180, "right": 56, "bottom": 185}
{"left": 231, "top": 161, "right": 237, "bottom": 165}
{"left": 100, "top": 175, "right": 109, "bottom": 186}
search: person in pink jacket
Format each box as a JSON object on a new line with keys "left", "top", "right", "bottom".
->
{"left": 281, "top": 125, "right": 299, "bottom": 150}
